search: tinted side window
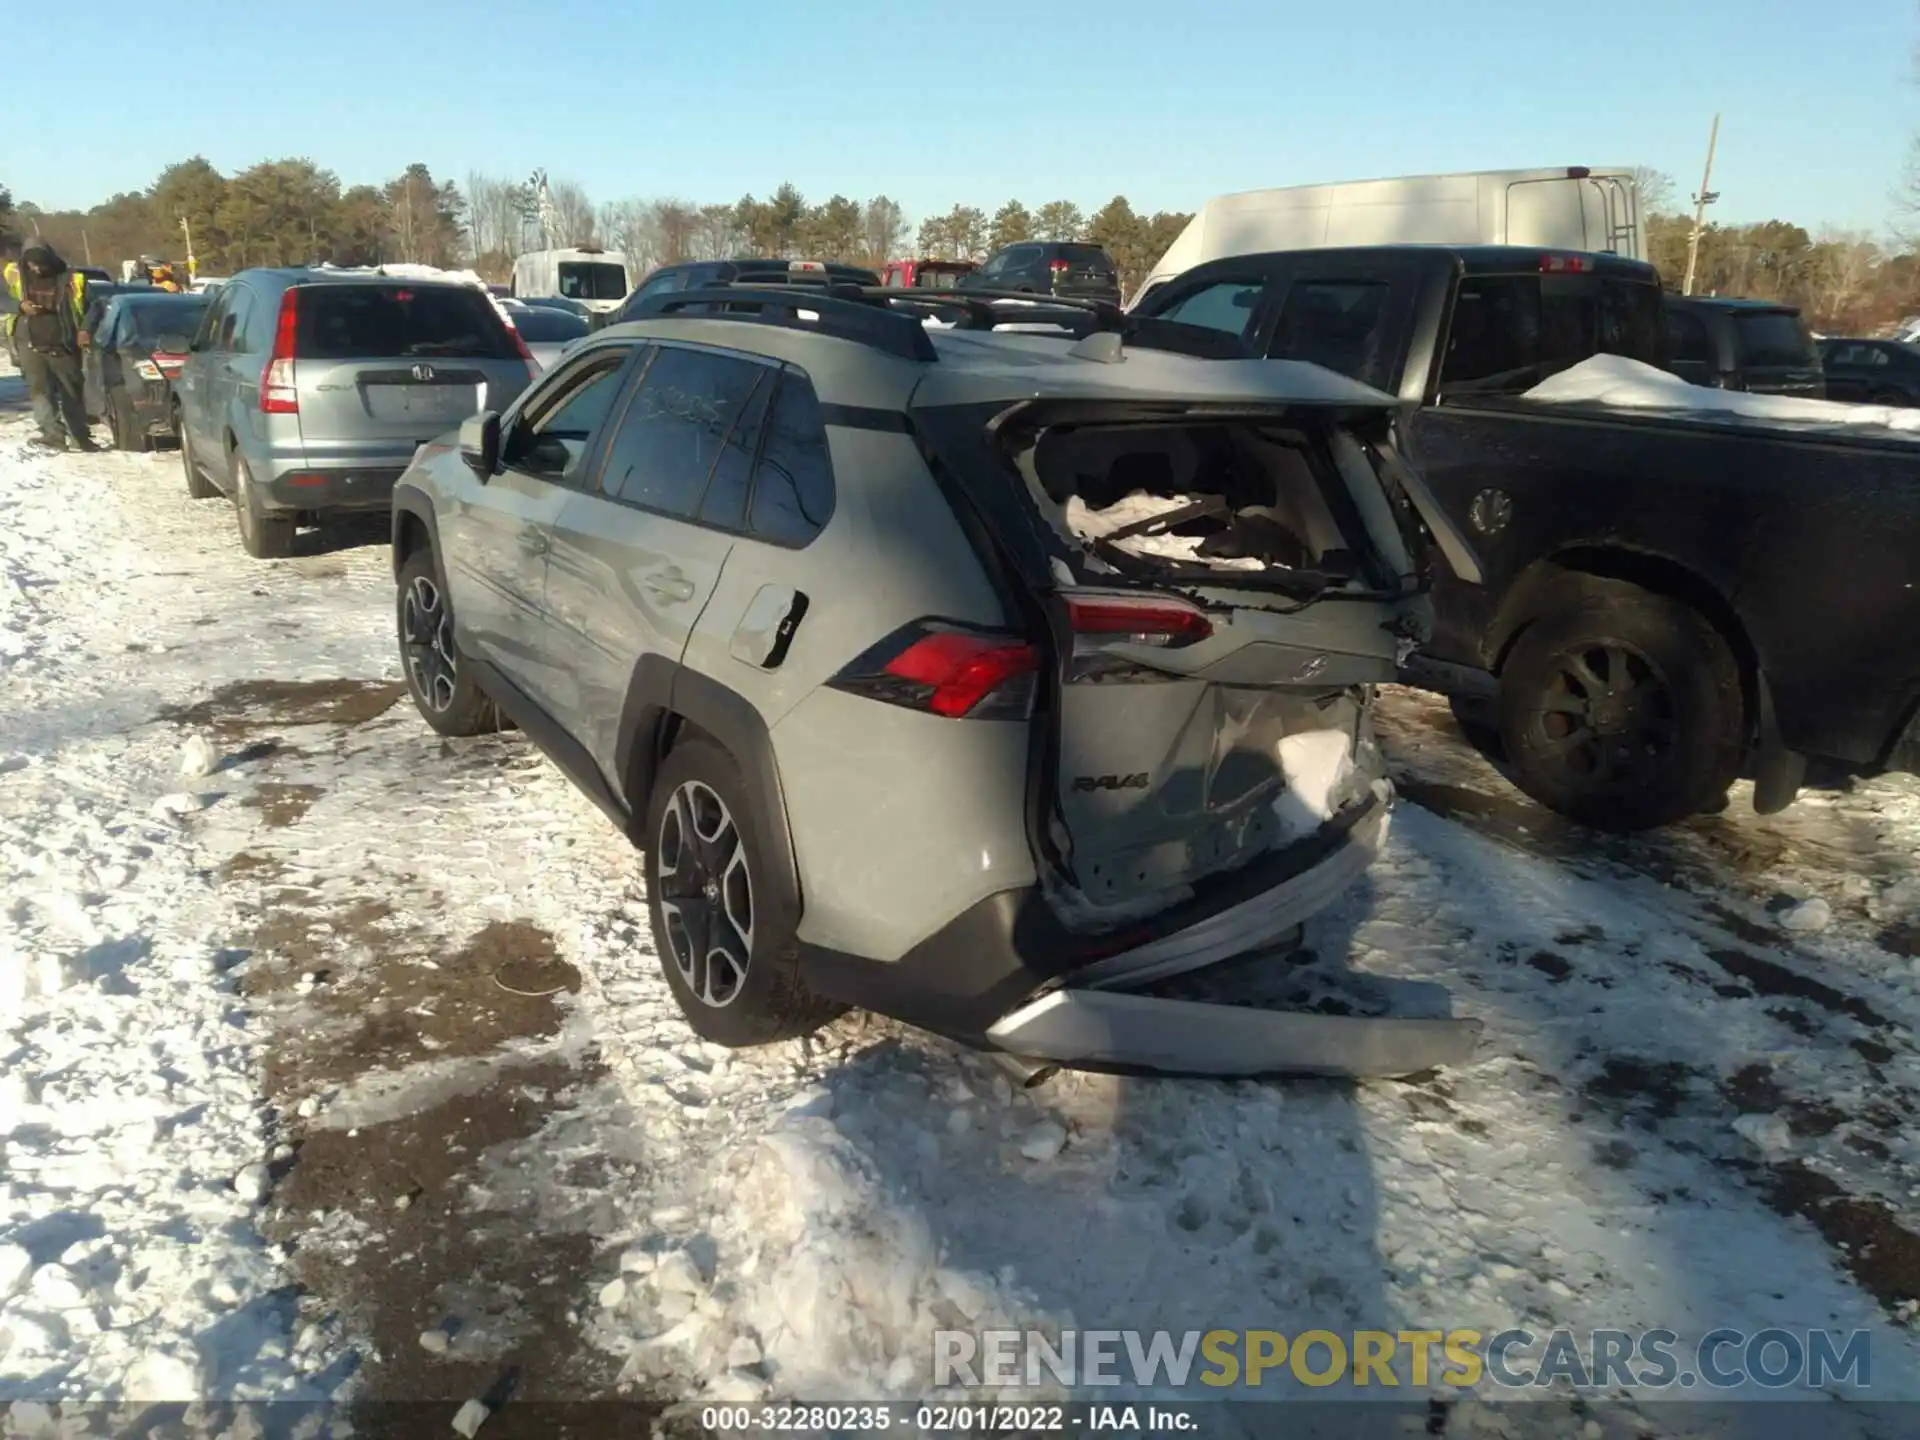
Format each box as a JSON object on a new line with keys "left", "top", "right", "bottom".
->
{"left": 1734, "top": 312, "right": 1815, "bottom": 369}
{"left": 1666, "top": 308, "right": 1712, "bottom": 365}
{"left": 220, "top": 288, "right": 257, "bottom": 352}
{"left": 1440, "top": 275, "right": 1630, "bottom": 395}
{"left": 512, "top": 349, "right": 634, "bottom": 483}
{"left": 1158, "top": 280, "right": 1264, "bottom": 337}
{"left": 747, "top": 371, "right": 835, "bottom": 547}
{"left": 601, "top": 346, "right": 766, "bottom": 517}
{"left": 1269, "top": 279, "right": 1390, "bottom": 387}
{"left": 697, "top": 368, "right": 776, "bottom": 531}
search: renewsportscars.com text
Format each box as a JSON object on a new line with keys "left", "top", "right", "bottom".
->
{"left": 934, "top": 1327, "right": 1873, "bottom": 1391}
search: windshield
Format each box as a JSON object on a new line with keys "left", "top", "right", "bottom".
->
{"left": 916, "top": 265, "right": 974, "bottom": 287}
{"left": 1734, "top": 311, "right": 1815, "bottom": 369}
{"left": 557, "top": 262, "right": 628, "bottom": 301}
{"left": 294, "top": 284, "right": 519, "bottom": 360}
{"left": 511, "top": 308, "right": 590, "bottom": 343}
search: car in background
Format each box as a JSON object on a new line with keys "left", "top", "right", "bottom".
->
{"left": 175, "top": 268, "right": 538, "bottom": 558}
{"left": 958, "top": 242, "right": 1121, "bottom": 304}
{"left": 881, "top": 257, "right": 979, "bottom": 288}
{"left": 517, "top": 294, "right": 594, "bottom": 323}
{"left": 83, "top": 291, "right": 210, "bottom": 450}
{"left": 1816, "top": 337, "right": 1920, "bottom": 406}
{"left": 613, "top": 258, "right": 882, "bottom": 323}
{"left": 499, "top": 298, "right": 590, "bottom": 371}
{"left": 1663, "top": 295, "right": 1825, "bottom": 397}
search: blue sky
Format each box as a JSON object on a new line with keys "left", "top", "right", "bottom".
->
{"left": 10, "top": 0, "right": 1913, "bottom": 235}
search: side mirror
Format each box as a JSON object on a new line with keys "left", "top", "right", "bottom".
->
{"left": 459, "top": 411, "right": 500, "bottom": 477}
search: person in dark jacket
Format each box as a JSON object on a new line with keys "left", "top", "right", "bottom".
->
{"left": 2, "top": 240, "right": 97, "bottom": 451}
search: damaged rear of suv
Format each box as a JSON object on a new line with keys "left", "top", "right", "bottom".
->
{"left": 392, "top": 287, "right": 1483, "bottom": 1077}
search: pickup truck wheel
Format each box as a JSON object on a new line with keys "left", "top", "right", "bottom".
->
{"left": 1497, "top": 587, "right": 1742, "bottom": 832}
{"left": 1447, "top": 695, "right": 1505, "bottom": 760}
{"left": 644, "top": 737, "right": 844, "bottom": 1047}
{"left": 396, "top": 549, "right": 500, "bottom": 737}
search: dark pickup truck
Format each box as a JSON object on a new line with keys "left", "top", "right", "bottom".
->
{"left": 1132, "top": 243, "right": 1920, "bottom": 831}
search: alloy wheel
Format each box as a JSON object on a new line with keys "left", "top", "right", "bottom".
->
{"left": 655, "top": 781, "right": 753, "bottom": 1008}
{"left": 1527, "top": 642, "right": 1678, "bottom": 795}
{"left": 401, "top": 574, "right": 458, "bottom": 713}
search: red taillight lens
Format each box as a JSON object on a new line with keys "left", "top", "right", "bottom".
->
{"left": 261, "top": 290, "right": 300, "bottom": 413}
{"left": 1066, "top": 593, "right": 1213, "bottom": 648}
{"left": 1049, "top": 258, "right": 1071, "bottom": 273}
{"left": 1539, "top": 253, "right": 1591, "bottom": 274}
{"left": 829, "top": 623, "right": 1038, "bottom": 720}
{"left": 508, "top": 325, "right": 538, "bottom": 376}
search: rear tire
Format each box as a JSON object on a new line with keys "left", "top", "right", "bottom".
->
{"left": 179, "top": 413, "right": 218, "bottom": 499}
{"left": 396, "top": 548, "right": 500, "bottom": 737}
{"left": 1870, "top": 389, "right": 1908, "bottom": 407}
{"left": 109, "top": 390, "right": 148, "bottom": 453}
{"left": 644, "top": 737, "right": 843, "bottom": 1047}
{"left": 231, "top": 450, "right": 295, "bottom": 559}
{"left": 1496, "top": 578, "right": 1744, "bottom": 832}
{"left": 1447, "top": 694, "right": 1505, "bottom": 759}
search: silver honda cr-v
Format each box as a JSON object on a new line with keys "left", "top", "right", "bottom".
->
{"left": 174, "top": 269, "right": 536, "bottom": 558}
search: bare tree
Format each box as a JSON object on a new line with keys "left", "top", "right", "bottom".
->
{"left": 1810, "top": 227, "right": 1881, "bottom": 324}
{"left": 546, "top": 180, "right": 596, "bottom": 247}
{"left": 693, "top": 203, "right": 739, "bottom": 260}
{"left": 465, "top": 171, "right": 532, "bottom": 269}
{"left": 1630, "top": 166, "right": 1676, "bottom": 218}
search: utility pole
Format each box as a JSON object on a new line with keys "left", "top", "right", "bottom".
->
{"left": 179, "top": 215, "right": 196, "bottom": 280}
{"left": 1681, "top": 112, "right": 1721, "bottom": 297}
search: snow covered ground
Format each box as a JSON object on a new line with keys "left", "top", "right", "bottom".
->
{"left": 5, "top": 356, "right": 1920, "bottom": 1434}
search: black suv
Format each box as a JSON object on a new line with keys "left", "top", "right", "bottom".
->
{"left": 1817, "top": 337, "right": 1920, "bottom": 407}
{"left": 959, "top": 242, "right": 1121, "bottom": 304}
{"left": 1664, "top": 295, "right": 1824, "bottom": 397}
{"left": 612, "top": 259, "right": 881, "bottom": 325}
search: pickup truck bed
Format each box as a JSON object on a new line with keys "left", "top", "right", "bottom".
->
{"left": 1132, "top": 243, "right": 1920, "bottom": 830}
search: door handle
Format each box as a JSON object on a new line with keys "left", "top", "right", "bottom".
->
{"left": 518, "top": 526, "right": 548, "bottom": 556}
{"left": 643, "top": 568, "right": 696, "bottom": 603}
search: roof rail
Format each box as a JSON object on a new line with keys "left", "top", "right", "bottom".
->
{"left": 627, "top": 286, "right": 939, "bottom": 362}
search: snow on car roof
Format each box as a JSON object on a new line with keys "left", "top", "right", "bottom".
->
{"left": 914, "top": 326, "right": 1401, "bottom": 409}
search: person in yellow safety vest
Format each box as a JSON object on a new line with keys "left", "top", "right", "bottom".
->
{"left": 3, "top": 240, "right": 98, "bottom": 452}
{"left": 150, "top": 262, "right": 185, "bottom": 293}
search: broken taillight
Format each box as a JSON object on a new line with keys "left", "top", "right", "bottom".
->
{"left": 1066, "top": 592, "right": 1213, "bottom": 648}
{"left": 828, "top": 621, "right": 1038, "bottom": 720}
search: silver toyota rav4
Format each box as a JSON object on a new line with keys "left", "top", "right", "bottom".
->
{"left": 390, "top": 288, "right": 1483, "bottom": 1078}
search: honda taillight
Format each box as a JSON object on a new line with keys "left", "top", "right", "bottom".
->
{"left": 828, "top": 622, "right": 1038, "bottom": 719}
{"left": 261, "top": 290, "right": 299, "bottom": 414}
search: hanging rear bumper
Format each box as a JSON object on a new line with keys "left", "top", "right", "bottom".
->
{"left": 985, "top": 988, "right": 1482, "bottom": 1080}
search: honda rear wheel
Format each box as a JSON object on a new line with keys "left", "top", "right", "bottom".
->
{"left": 231, "top": 450, "right": 295, "bottom": 559}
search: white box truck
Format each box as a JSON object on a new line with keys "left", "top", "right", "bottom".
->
{"left": 1134, "top": 166, "right": 1643, "bottom": 305}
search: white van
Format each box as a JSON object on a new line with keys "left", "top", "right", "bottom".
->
{"left": 1135, "top": 166, "right": 1642, "bottom": 305}
{"left": 509, "top": 247, "right": 632, "bottom": 317}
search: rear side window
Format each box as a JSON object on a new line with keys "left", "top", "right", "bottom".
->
{"left": 747, "top": 372, "right": 835, "bottom": 547}
{"left": 1269, "top": 279, "right": 1391, "bottom": 388}
{"left": 696, "top": 370, "right": 776, "bottom": 530}
{"left": 1734, "top": 311, "right": 1815, "bottom": 369}
{"left": 294, "top": 285, "right": 517, "bottom": 361}
{"left": 1666, "top": 308, "right": 1713, "bottom": 366}
{"left": 1157, "top": 280, "right": 1264, "bottom": 338}
{"left": 1440, "top": 274, "right": 1662, "bottom": 396}
{"left": 600, "top": 346, "right": 767, "bottom": 516}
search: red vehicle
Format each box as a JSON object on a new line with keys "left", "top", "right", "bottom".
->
{"left": 881, "top": 258, "right": 979, "bottom": 289}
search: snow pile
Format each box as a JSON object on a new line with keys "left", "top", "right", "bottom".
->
{"left": 1271, "top": 729, "right": 1360, "bottom": 843}
{"left": 692, "top": 1110, "right": 1058, "bottom": 1401}
{"left": 1525, "top": 353, "right": 1920, "bottom": 435}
